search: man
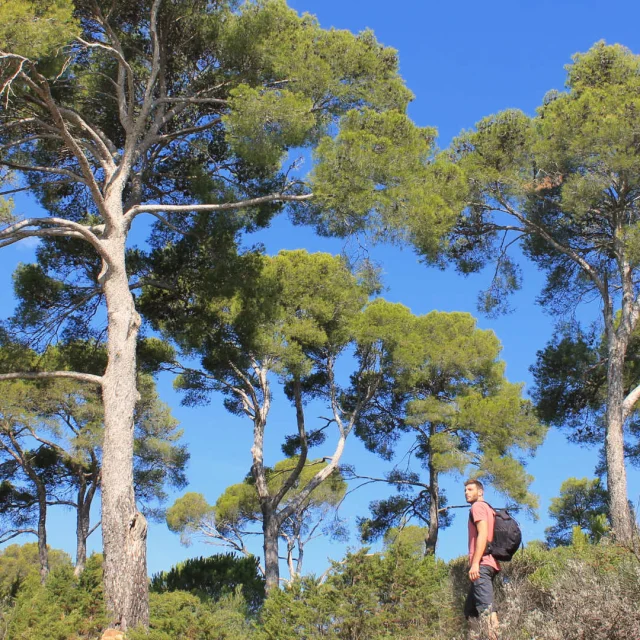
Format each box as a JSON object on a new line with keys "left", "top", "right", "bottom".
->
{"left": 464, "top": 478, "right": 499, "bottom": 638}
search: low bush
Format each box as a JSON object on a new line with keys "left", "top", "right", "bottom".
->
{"left": 3, "top": 554, "right": 106, "bottom": 640}
{"left": 259, "top": 541, "right": 454, "bottom": 639}
{"left": 129, "top": 590, "right": 254, "bottom": 640}
{"left": 487, "top": 540, "right": 640, "bottom": 640}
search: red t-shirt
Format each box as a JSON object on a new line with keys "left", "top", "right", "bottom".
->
{"left": 468, "top": 501, "right": 501, "bottom": 571}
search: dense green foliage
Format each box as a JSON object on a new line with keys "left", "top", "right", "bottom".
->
{"left": 353, "top": 301, "right": 545, "bottom": 550}
{"left": 259, "top": 541, "right": 454, "bottom": 639}
{"left": 545, "top": 477, "right": 609, "bottom": 546}
{"left": 0, "top": 543, "right": 70, "bottom": 601}
{"left": 4, "top": 554, "right": 106, "bottom": 640}
{"left": 2, "top": 0, "right": 443, "bottom": 349}
{"left": 0, "top": 0, "right": 79, "bottom": 60}
{"left": 150, "top": 554, "right": 265, "bottom": 611}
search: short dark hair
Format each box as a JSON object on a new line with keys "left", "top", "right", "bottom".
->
{"left": 464, "top": 478, "right": 484, "bottom": 491}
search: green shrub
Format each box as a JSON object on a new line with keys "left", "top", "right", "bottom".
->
{"left": 0, "top": 543, "right": 71, "bottom": 601}
{"left": 259, "top": 542, "right": 453, "bottom": 639}
{"left": 5, "top": 554, "right": 107, "bottom": 640}
{"left": 129, "top": 590, "right": 254, "bottom": 640}
{"left": 150, "top": 553, "right": 265, "bottom": 610}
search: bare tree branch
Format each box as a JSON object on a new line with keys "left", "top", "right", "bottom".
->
{"left": 0, "top": 160, "right": 87, "bottom": 184}
{"left": 623, "top": 382, "right": 640, "bottom": 421}
{"left": 0, "top": 528, "right": 37, "bottom": 544}
{"left": 0, "top": 372, "right": 103, "bottom": 385}
{"left": 124, "top": 193, "right": 313, "bottom": 225}
{"left": 0, "top": 217, "right": 109, "bottom": 260}
{"left": 87, "top": 519, "right": 101, "bottom": 538}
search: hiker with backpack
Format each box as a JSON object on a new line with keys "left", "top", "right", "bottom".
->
{"left": 463, "top": 478, "right": 522, "bottom": 637}
{"left": 464, "top": 478, "right": 501, "bottom": 638}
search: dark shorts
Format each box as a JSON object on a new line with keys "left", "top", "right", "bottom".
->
{"left": 464, "top": 565, "right": 497, "bottom": 618}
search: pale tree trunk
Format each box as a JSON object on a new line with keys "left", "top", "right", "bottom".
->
{"left": 606, "top": 340, "right": 635, "bottom": 544}
{"left": 284, "top": 519, "right": 304, "bottom": 581}
{"left": 247, "top": 361, "right": 281, "bottom": 592}
{"left": 100, "top": 216, "right": 148, "bottom": 630}
{"left": 296, "top": 543, "right": 304, "bottom": 577}
{"left": 285, "top": 533, "right": 296, "bottom": 582}
{"left": 294, "top": 518, "right": 305, "bottom": 578}
{"left": 262, "top": 506, "right": 280, "bottom": 592}
{"left": 425, "top": 444, "right": 439, "bottom": 555}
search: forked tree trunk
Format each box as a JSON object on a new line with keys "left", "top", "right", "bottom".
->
{"left": 605, "top": 342, "right": 635, "bottom": 545}
{"left": 75, "top": 480, "right": 91, "bottom": 576}
{"left": 100, "top": 220, "right": 148, "bottom": 630}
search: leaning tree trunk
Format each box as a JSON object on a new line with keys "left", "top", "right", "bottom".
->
{"left": 262, "top": 505, "right": 280, "bottom": 592}
{"left": 605, "top": 342, "right": 635, "bottom": 545}
{"left": 100, "top": 218, "right": 148, "bottom": 630}
{"left": 425, "top": 446, "right": 439, "bottom": 555}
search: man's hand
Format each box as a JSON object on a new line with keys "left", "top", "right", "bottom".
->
{"left": 469, "top": 563, "right": 481, "bottom": 581}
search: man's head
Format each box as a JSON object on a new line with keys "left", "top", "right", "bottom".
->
{"left": 464, "top": 479, "right": 484, "bottom": 504}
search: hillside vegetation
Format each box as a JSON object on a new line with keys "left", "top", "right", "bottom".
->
{"left": 0, "top": 539, "right": 638, "bottom": 639}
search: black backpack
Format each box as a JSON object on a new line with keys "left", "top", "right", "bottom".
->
{"left": 470, "top": 503, "right": 522, "bottom": 561}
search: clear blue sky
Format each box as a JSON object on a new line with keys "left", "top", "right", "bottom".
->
{"left": 2, "top": 0, "right": 640, "bottom": 577}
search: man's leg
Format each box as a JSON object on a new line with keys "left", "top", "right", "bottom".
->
{"left": 464, "top": 583, "right": 480, "bottom": 639}
{"left": 467, "top": 566, "right": 498, "bottom": 639}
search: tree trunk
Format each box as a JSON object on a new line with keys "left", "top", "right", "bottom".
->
{"left": 36, "top": 485, "right": 48, "bottom": 584}
{"left": 100, "top": 224, "right": 148, "bottom": 630}
{"left": 75, "top": 481, "right": 89, "bottom": 576}
{"left": 262, "top": 507, "right": 280, "bottom": 592}
{"left": 425, "top": 447, "right": 439, "bottom": 555}
{"left": 605, "top": 342, "right": 635, "bottom": 545}
{"left": 285, "top": 536, "right": 296, "bottom": 582}
{"left": 296, "top": 540, "right": 304, "bottom": 577}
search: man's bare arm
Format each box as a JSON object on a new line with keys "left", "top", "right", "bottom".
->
{"left": 469, "top": 519, "right": 488, "bottom": 581}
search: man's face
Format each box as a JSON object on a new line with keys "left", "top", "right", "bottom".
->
{"left": 464, "top": 482, "right": 481, "bottom": 504}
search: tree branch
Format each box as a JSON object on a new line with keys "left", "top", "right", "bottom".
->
{"left": 496, "top": 195, "right": 608, "bottom": 301}
{"left": 273, "top": 377, "right": 308, "bottom": 506}
{"left": 622, "top": 383, "right": 640, "bottom": 421}
{"left": 0, "top": 372, "right": 103, "bottom": 385}
{"left": 0, "top": 529, "right": 37, "bottom": 544}
{"left": 0, "top": 160, "right": 87, "bottom": 184}
{"left": 0, "top": 217, "right": 108, "bottom": 260}
{"left": 87, "top": 519, "right": 101, "bottom": 538}
{"left": 20, "top": 72, "right": 108, "bottom": 215}
{"left": 123, "top": 193, "right": 313, "bottom": 225}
